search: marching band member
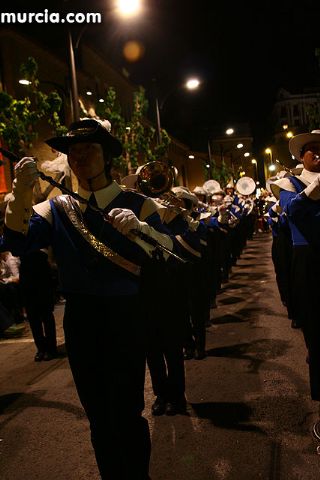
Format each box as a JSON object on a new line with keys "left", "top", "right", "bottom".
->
{"left": 271, "top": 130, "right": 320, "bottom": 433}
{"left": 1, "top": 118, "right": 182, "bottom": 480}
{"left": 170, "top": 186, "right": 210, "bottom": 361}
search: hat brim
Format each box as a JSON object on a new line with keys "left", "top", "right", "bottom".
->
{"left": 289, "top": 133, "right": 320, "bottom": 161}
{"left": 46, "top": 130, "right": 122, "bottom": 157}
{"left": 120, "top": 174, "right": 138, "bottom": 189}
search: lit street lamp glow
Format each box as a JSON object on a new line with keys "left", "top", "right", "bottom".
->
{"left": 237, "top": 143, "right": 243, "bottom": 149}
{"left": 19, "top": 79, "right": 31, "bottom": 85}
{"left": 286, "top": 131, "right": 293, "bottom": 138}
{"left": 269, "top": 164, "right": 276, "bottom": 172}
{"left": 244, "top": 152, "right": 250, "bottom": 157}
{"left": 185, "top": 78, "right": 200, "bottom": 90}
{"left": 251, "top": 158, "right": 258, "bottom": 180}
{"left": 226, "top": 128, "right": 234, "bottom": 135}
{"left": 188, "top": 154, "right": 195, "bottom": 159}
{"left": 116, "top": 0, "right": 141, "bottom": 16}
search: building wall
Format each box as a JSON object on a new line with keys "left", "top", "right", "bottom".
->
{"left": 269, "top": 87, "right": 320, "bottom": 173}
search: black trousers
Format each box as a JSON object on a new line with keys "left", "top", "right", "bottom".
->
{"left": 63, "top": 293, "right": 151, "bottom": 480}
{"left": 291, "top": 246, "right": 320, "bottom": 401}
{"left": 25, "top": 302, "right": 57, "bottom": 354}
{"left": 147, "top": 343, "right": 185, "bottom": 402}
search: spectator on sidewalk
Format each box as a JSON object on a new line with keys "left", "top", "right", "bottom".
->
{"left": 0, "top": 250, "right": 25, "bottom": 337}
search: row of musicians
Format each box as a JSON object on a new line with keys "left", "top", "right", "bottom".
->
{"left": 124, "top": 182, "right": 256, "bottom": 415}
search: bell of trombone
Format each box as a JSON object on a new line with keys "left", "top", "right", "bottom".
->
{"left": 137, "top": 161, "right": 174, "bottom": 198}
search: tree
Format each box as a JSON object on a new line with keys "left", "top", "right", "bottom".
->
{"left": 0, "top": 56, "right": 67, "bottom": 157}
{"left": 96, "top": 86, "right": 171, "bottom": 177}
{"left": 205, "top": 157, "right": 233, "bottom": 187}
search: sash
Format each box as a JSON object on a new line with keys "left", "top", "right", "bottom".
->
{"left": 52, "top": 196, "right": 141, "bottom": 276}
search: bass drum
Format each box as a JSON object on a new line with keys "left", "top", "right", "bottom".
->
{"left": 236, "top": 176, "right": 256, "bottom": 195}
{"left": 202, "top": 179, "right": 221, "bottom": 195}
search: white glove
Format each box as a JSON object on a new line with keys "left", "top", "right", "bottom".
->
{"left": 108, "top": 208, "right": 142, "bottom": 236}
{"left": 217, "top": 205, "right": 229, "bottom": 224}
{"left": 5, "top": 157, "right": 40, "bottom": 233}
{"left": 14, "top": 157, "right": 39, "bottom": 190}
{"left": 108, "top": 207, "right": 173, "bottom": 259}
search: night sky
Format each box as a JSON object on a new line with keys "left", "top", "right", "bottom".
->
{"left": 2, "top": 0, "right": 320, "bottom": 153}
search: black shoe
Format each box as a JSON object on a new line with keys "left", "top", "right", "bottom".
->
{"left": 151, "top": 397, "right": 167, "bottom": 416}
{"left": 183, "top": 349, "right": 194, "bottom": 360}
{"left": 34, "top": 351, "right": 45, "bottom": 362}
{"left": 166, "top": 399, "right": 187, "bottom": 416}
{"left": 194, "top": 349, "right": 206, "bottom": 360}
{"left": 43, "top": 351, "right": 58, "bottom": 361}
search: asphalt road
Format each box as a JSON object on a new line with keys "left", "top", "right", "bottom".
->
{"left": 0, "top": 232, "right": 319, "bottom": 479}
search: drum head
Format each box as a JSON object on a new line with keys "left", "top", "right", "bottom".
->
{"left": 236, "top": 176, "right": 256, "bottom": 195}
{"left": 203, "top": 179, "right": 221, "bottom": 195}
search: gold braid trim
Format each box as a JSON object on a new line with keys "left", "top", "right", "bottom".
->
{"left": 54, "top": 196, "right": 141, "bottom": 276}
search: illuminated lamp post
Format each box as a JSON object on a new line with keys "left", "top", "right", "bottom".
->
{"left": 154, "top": 76, "right": 201, "bottom": 145}
{"left": 251, "top": 158, "right": 258, "bottom": 180}
{"left": 68, "top": 0, "right": 142, "bottom": 121}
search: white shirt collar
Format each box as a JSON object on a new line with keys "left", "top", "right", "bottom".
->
{"left": 297, "top": 169, "right": 320, "bottom": 186}
{"left": 77, "top": 181, "right": 123, "bottom": 211}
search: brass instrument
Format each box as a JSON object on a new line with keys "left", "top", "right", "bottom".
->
{"left": 137, "top": 161, "right": 187, "bottom": 216}
{"left": 137, "top": 161, "right": 174, "bottom": 197}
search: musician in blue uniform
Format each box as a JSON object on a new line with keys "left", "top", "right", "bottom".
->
{"left": 1, "top": 118, "right": 180, "bottom": 480}
{"left": 271, "top": 130, "right": 320, "bottom": 432}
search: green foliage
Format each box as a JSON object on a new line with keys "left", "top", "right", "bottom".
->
{"left": 205, "top": 157, "right": 232, "bottom": 186}
{"left": 306, "top": 102, "right": 320, "bottom": 131}
{"left": 0, "top": 57, "right": 66, "bottom": 155}
{"left": 219, "top": 159, "right": 233, "bottom": 185}
{"left": 95, "top": 85, "right": 171, "bottom": 176}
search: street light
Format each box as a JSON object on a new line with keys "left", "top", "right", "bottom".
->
{"left": 185, "top": 78, "right": 200, "bottom": 90}
{"left": 265, "top": 147, "right": 273, "bottom": 163}
{"left": 251, "top": 158, "right": 258, "bottom": 180}
{"left": 19, "top": 79, "right": 32, "bottom": 85}
{"left": 154, "top": 76, "right": 201, "bottom": 145}
{"left": 67, "top": 0, "right": 142, "bottom": 121}
{"left": 116, "top": 0, "right": 142, "bottom": 16}
{"left": 226, "top": 128, "right": 234, "bottom": 135}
